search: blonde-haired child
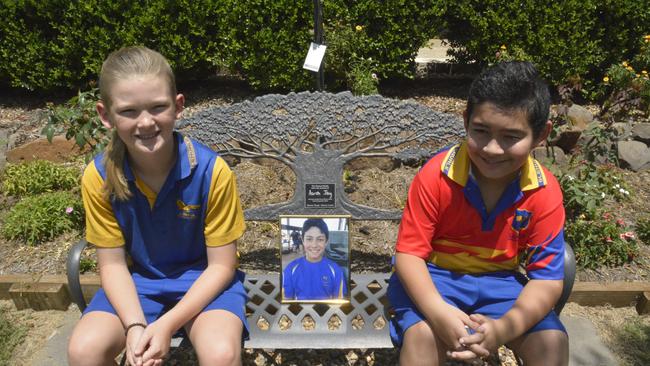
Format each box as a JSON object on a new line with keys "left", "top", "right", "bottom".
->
{"left": 67, "top": 46, "right": 247, "bottom": 366}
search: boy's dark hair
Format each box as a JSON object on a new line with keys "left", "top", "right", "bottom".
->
{"left": 467, "top": 61, "right": 551, "bottom": 139}
{"left": 302, "top": 218, "right": 329, "bottom": 241}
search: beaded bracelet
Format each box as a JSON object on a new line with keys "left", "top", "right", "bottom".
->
{"left": 124, "top": 322, "right": 147, "bottom": 336}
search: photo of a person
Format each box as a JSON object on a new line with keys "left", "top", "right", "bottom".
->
{"left": 290, "top": 229, "right": 303, "bottom": 253}
{"left": 281, "top": 217, "right": 349, "bottom": 302}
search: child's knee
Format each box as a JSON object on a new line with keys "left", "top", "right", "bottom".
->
{"left": 197, "top": 341, "right": 241, "bottom": 365}
{"left": 403, "top": 321, "right": 438, "bottom": 349}
{"left": 533, "top": 330, "right": 568, "bottom": 351}
{"left": 513, "top": 330, "right": 568, "bottom": 365}
{"left": 68, "top": 331, "right": 120, "bottom": 365}
{"left": 401, "top": 321, "right": 446, "bottom": 365}
{"left": 68, "top": 314, "right": 124, "bottom": 365}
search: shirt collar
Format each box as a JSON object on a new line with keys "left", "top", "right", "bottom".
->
{"left": 122, "top": 132, "right": 197, "bottom": 182}
{"left": 440, "top": 142, "right": 546, "bottom": 191}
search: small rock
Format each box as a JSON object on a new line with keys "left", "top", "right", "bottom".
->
{"left": 6, "top": 133, "right": 20, "bottom": 150}
{"left": 566, "top": 104, "right": 593, "bottom": 131}
{"left": 617, "top": 140, "right": 650, "bottom": 171}
{"left": 0, "top": 129, "right": 8, "bottom": 172}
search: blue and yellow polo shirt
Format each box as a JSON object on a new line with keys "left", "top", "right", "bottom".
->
{"left": 396, "top": 142, "right": 565, "bottom": 280}
{"left": 81, "top": 132, "right": 246, "bottom": 279}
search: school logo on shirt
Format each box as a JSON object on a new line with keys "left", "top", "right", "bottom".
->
{"left": 512, "top": 209, "right": 532, "bottom": 232}
{"left": 177, "top": 200, "right": 200, "bottom": 220}
{"left": 321, "top": 275, "right": 331, "bottom": 287}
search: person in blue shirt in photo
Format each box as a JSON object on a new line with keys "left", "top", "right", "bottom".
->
{"left": 283, "top": 219, "right": 347, "bottom": 300}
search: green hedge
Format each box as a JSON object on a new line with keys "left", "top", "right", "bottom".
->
{"left": 0, "top": 0, "right": 442, "bottom": 92}
{"left": 0, "top": 0, "right": 228, "bottom": 90}
{"left": 2, "top": 1, "right": 648, "bottom": 92}
{"left": 439, "top": 0, "right": 650, "bottom": 87}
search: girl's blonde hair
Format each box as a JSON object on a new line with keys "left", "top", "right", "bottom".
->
{"left": 98, "top": 46, "right": 177, "bottom": 201}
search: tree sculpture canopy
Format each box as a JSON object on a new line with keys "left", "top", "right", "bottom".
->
{"left": 179, "top": 91, "right": 464, "bottom": 220}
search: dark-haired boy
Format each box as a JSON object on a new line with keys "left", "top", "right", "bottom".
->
{"left": 283, "top": 218, "right": 347, "bottom": 300}
{"left": 387, "top": 61, "right": 568, "bottom": 366}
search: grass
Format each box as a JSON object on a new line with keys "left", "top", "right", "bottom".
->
{"left": 0, "top": 309, "right": 26, "bottom": 366}
{"left": 613, "top": 317, "right": 650, "bottom": 366}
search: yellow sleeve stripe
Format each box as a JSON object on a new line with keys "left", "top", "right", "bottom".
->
{"left": 81, "top": 160, "right": 125, "bottom": 247}
{"left": 204, "top": 157, "right": 246, "bottom": 247}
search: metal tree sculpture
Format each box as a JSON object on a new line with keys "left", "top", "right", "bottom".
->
{"left": 179, "top": 91, "right": 464, "bottom": 220}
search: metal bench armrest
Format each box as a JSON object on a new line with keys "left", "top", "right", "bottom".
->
{"left": 66, "top": 239, "right": 89, "bottom": 312}
{"left": 555, "top": 244, "right": 576, "bottom": 315}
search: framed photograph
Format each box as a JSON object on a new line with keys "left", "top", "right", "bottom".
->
{"left": 280, "top": 215, "right": 351, "bottom": 303}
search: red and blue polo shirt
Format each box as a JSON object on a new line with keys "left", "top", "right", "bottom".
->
{"left": 396, "top": 142, "right": 565, "bottom": 280}
{"left": 81, "top": 132, "right": 246, "bottom": 279}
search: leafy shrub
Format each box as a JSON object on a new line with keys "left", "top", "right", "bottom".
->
{"left": 0, "top": 0, "right": 228, "bottom": 91}
{"left": 80, "top": 257, "right": 97, "bottom": 273}
{"left": 219, "top": 0, "right": 314, "bottom": 91}
{"left": 579, "top": 121, "right": 621, "bottom": 165}
{"left": 637, "top": 216, "right": 650, "bottom": 245}
{"left": 440, "top": 0, "right": 602, "bottom": 87}
{"left": 347, "top": 58, "right": 380, "bottom": 95}
{"left": 599, "top": 35, "right": 650, "bottom": 121}
{"left": 566, "top": 214, "right": 639, "bottom": 268}
{"left": 557, "top": 161, "right": 639, "bottom": 268}
{"left": 440, "top": 0, "right": 650, "bottom": 93}
{"left": 0, "top": 0, "right": 444, "bottom": 92}
{"left": 41, "top": 88, "right": 108, "bottom": 158}
{"left": 0, "top": 311, "right": 25, "bottom": 365}
{"left": 325, "top": 1, "right": 444, "bottom": 80}
{"left": 1, "top": 191, "right": 84, "bottom": 245}
{"left": 558, "top": 162, "right": 630, "bottom": 220}
{"left": 1, "top": 160, "right": 80, "bottom": 197}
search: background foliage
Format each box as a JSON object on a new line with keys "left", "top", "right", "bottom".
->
{"left": 0, "top": 0, "right": 442, "bottom": 92}
{"left": 2, "top": 1, "right": 648, "bottom": 93}
{"left": 1, "top": 191, "right": 84, "bottom": 245}
{"left": 1, "top": 160, "right": 80, "bottom": 197}
{"left": 1, "top": 160, "right": 83, "bottom": 245}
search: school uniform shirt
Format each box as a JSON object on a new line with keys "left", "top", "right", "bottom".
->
{"left": 283, "top": 257, "right": 347, "bottom": 300}
{"left": 396, "top": 142, "right": 565, "bottom": 280}
{"left": 81, "top": 132, "right": 246, "bottom": 279}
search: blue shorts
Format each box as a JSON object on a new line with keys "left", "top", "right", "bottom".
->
{"left": 386, "top": 263, "right": 565, "bottom": 347}
{"left": 84, "top": 269, "right": 249, "bottom": 340}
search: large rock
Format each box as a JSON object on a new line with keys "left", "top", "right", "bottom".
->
{"left": 617, "top": 140, "right": 650, "bottom": 171}
{"left": 5, "top": 136, "right": 85, "bottom": 163}
{"left": 566, "top": 104, "right": 593, "bottom": 131}
{"left": 632, "top": 123, "right": 650, "bottom": 144}
{"left": 551, "top": 125, "right": 582, "bottom": 153}
{"left": 532, "top": 146, "right": 567, "bottom": 167}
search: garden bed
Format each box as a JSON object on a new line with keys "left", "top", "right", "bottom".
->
{"left": 0, "top": 77, "right": 649, "bottom": 365}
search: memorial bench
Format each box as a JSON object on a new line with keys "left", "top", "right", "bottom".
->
{"left": 66, "top": 91, "right": 576, "bottom": 363}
